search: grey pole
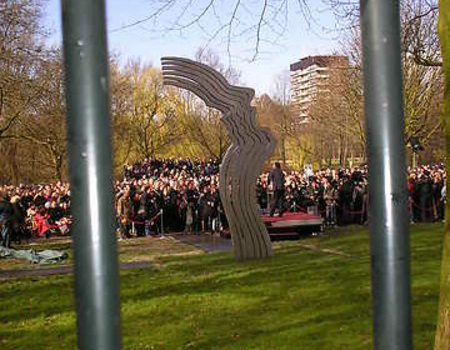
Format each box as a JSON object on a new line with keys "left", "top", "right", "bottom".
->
{"left": 360, "top": 1, "right": 412, "bottom": 350}
{"left": 61, "top": 1, "right": 122, "bottom": 349}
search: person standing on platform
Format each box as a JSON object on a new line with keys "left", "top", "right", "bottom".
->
{"left": 268, "top": 162, "right": 286, "bottom": 217}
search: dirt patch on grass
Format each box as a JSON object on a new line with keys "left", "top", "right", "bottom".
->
{"left": 0, "top": 234, "right": 201, "bottom": 273}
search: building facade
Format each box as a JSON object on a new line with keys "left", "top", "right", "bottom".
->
{"left": 290, "top": 55, "right": 348, "bottom": 121}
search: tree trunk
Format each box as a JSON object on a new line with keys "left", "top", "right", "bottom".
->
{"left": 31, "top": 146, "right": 37, "bottom": 183}
{"left": 9, "top": 142, "right": 19, "bottom": 185}
{"left": 281, "top": 134, "right": 286, "bottom": 166}
{"left": 434, "top": 2, "right": 450, "bottom": 349}
{"left": 219, "top": 128, "right": 223, "bottom": 162}
{"left": 54, "top": 156, "right": 63, "bottom": 182}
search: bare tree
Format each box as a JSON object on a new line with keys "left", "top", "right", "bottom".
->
{"left": 401, "top": 0, "right": 441, "bottom": 66}
{"left": 111, "top": 0, "right": 311, "bottom": 62}
{"left": 269, "top": 71, "right": 291, "bottom": 165}
{"left": 327, "top": 0, "right": 441, "bottom": 65}
{"left": 19, "top": 50, "right": 68, "bottom": 181}
{"left": 272, "top": 69, "right": 291, "bottom": 105}
{"left": 308, "top": 9, "right": 442, "bottom": 166}
{"left": 167, "top": 48, "right": 240, "bottom": 160}
{"left": 0, "top": 0, "right": 47, "bottom": 140}
{"left": 308, "top": 63, "right": 365, "bottom": 166}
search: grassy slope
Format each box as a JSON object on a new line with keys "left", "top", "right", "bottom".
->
{"left": 0, "top": 223, "right": 444, "bottom": 350}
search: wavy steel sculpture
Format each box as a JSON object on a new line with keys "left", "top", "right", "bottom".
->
{"left": 161, "top": 57, "right": 277, "bottom": 260}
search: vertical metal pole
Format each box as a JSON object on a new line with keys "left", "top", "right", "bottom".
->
{"left": 360, "top": 1, "right": 412, "bottom": 350}
{"left": 61, "top": 1, "right": 122, "bottom": 349}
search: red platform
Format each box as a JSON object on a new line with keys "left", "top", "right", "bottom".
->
{"left": 221, "top": 211, "right": 324, "bottom": 239}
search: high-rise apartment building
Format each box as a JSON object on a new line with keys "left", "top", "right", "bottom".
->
{"left": 290, "top": 55, "right": 348, "bottom": 120}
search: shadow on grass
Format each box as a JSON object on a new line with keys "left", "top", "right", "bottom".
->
{"left": 0, "top": 223, "right": 444, "bottom": 350}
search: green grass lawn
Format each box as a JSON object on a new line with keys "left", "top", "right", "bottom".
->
{"left": 0, "top": 223, "right": 444, "bottom": 349}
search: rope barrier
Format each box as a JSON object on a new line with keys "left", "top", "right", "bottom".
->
{"left": 128, "top": 211, "right": 162, "bottom": 225}
{"left": 411, "top": 201, "right": 441, "bottom": 213}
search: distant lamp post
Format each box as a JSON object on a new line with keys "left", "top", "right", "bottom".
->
{"left": 409, "top": 135, "right": 424, "bottom": 168}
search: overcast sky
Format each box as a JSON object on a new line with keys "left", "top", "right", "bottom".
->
{"left": 43, "top": 0, "right": 339, "bottom": 95}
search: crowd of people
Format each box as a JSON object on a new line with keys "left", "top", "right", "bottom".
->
{"left": 259, "top": 163, "right": 446, "bottom": 226}
{"left": 0, "top": 157, "right": 446, "bottom": 247}
{"left": 117, "top": 158, "right": 222, "bottom": 239}
{"left": 0, "top": 182, "right": 71, "bottom": 247}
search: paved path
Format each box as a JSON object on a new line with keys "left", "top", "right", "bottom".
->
{"left": 1, "top": 234, "right": 232, "bottom": 280}
{"left": 172, "top": 233, "right": 233, "bottom": 253}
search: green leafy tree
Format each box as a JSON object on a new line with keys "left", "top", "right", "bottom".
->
{"left": 112, "top": 60, "right": 184, "bottom": 163}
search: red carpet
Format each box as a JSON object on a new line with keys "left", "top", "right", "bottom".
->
{"left": 222, "top": 211, "right": 324, "bottom": 238}
{"left": 262, "top": 211, "right": 323, "bottom": 226}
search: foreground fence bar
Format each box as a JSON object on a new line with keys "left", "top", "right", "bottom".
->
{"left": 360, "top": 1, "right": 412, "bottom": 349}
{"left": 61, "top": 1, "right": 122, "bottom": 349}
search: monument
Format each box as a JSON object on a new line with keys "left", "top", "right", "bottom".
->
{"left": 161, "top": 57, "right": 277, "bottom": 260}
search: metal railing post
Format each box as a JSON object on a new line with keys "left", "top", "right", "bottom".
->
{"left": 218, "top": 205, "right": 222, "bottom": 232}
{"left": 61, "top": 0, "right": 122, "bottom": 349}
{"left": 160, "top": 209, "right": 164, "bottom": 235}
{"left": 360, "top": 1, "right": 412, "bottom": 349}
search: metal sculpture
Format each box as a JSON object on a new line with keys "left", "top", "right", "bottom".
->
{"left": 161, "top": 57, "right": 276, "bottom": 260}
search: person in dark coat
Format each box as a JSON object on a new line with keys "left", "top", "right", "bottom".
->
{"left": 268, "top": 162, "right": 286, "bottom": 217}
{"left": 432, "top": 175, "right": 444, "bottom": 221}
{"left": 419, "top": 173, "right": 433, "bottom": 222}
{"left": 10, "top": 195, "right": 26, "bottom": 242}
{"left": 256, "top": 179, "right": 268, "bottom": 210}
{"left": 197, "top": 186, "right": 212, "bottom": 233}
{"left": 133, "top": 187, "right": 146, "bottom": 237}
{"left": 209, "top": 185, "right": 221, "bottom": 232}
{"left": 185, "top": 181, "right": 199, "bottom": 232}
{"left": 337, "top": 176, "right": 353, "bottom": 225}
{"left": 0, "top": 191, "right": 13, "bottom": 248}
{"left": 143, "top": 187, "right": 161, "bottom": 235}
